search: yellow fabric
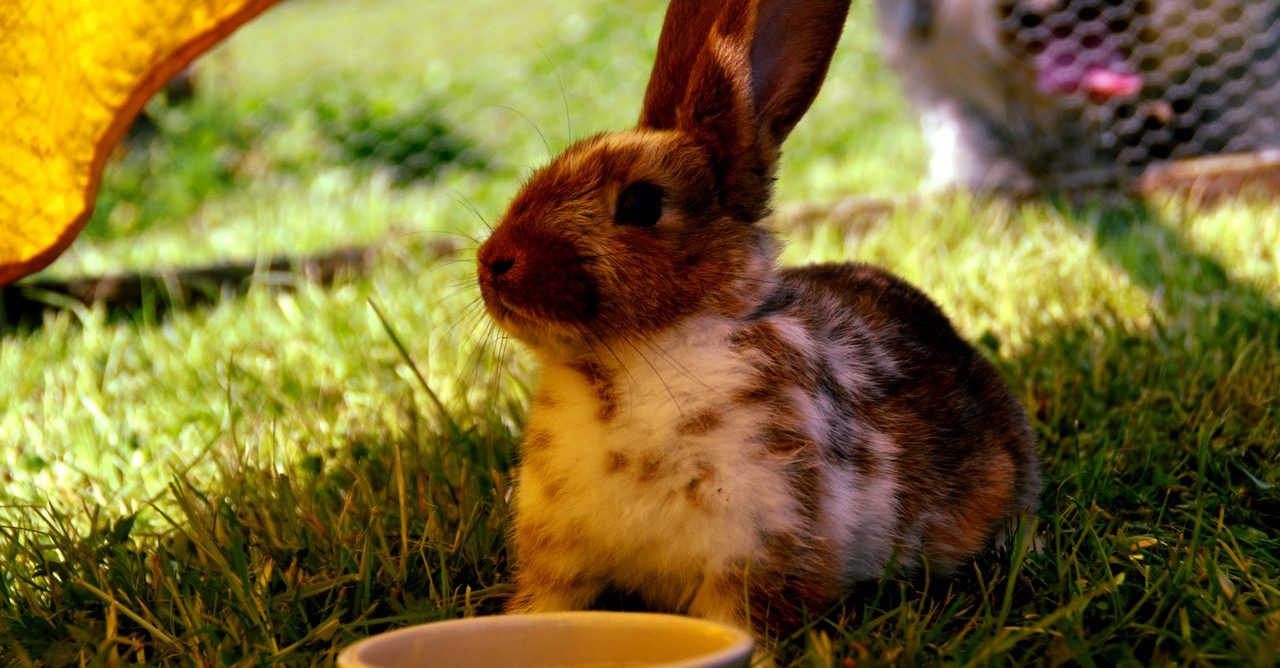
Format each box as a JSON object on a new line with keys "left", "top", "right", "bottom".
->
{"left": 0, "top": 0, "right": 280, "bottom": 284}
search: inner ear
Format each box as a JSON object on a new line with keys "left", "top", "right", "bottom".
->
{"left": 747, "top": 0, "right": 851, "bottom": 145}
{"left": 676, "top": 36, "right": 756, "bottom": 169}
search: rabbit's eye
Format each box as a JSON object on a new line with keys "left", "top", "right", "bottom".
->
{"left": 614, "top": 182, "right": 663, "bottom": 228}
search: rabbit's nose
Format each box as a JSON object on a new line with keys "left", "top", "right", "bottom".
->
{"left": 488, "top": 256, "right": 515, "bottom": 277}
{"left": 478, "top": 241, "right": 519, "bottom": 281}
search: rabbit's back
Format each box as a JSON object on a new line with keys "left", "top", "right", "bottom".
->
{"left": 773, "top": 263, "right": 1042, "bottom": 568}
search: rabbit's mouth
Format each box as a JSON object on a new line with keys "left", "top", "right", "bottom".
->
{"left": 479, "top": 288, "right": 534, "bottom": 333}
{"left": 477, "top": 216, "right": 602, "bottom": 346}
{"left": 480, "top": 282, "right": 598, "bottom": 349}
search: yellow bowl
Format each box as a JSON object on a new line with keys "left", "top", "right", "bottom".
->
{"left": 336, "top": 611, "right": 754, "bottom": 668}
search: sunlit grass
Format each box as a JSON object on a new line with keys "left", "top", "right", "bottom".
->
{"left": 2, "top": 0, "right": 1277, "bottom": 664}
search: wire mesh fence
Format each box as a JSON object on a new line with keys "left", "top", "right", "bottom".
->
{"left": 878, "top": 0, "right": 1280, "bottom": 193}
{"left": 1003, "top": 0, "right": 1280, "bottom": 186}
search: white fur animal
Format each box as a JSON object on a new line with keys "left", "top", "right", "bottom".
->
{"left": 877, "top": 0, "right": 1280, "bottom": 192}
{"left": 876, "top": 0, "right": 1150, "bottom": 191}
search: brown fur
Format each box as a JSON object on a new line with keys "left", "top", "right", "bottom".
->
{"left": 741, "top": 528, "right": 843, "bottom": 630}
{"left": 519, "top": 430, "right": 554, "bottom": 480}
{"left": 478, "top": 0, "right": 850, "bottom": 346}
{"left": 568, "top": 358, "right": 619, "bottom": 422}
{"left": 925, "top": 450, "right": 1017, "bottom": 563}
{"left": 684, "top": 460, "right": 719, "bottom": 508}
{"left": 640, "top": 0, "right": 726, "bottom": 130}
{"left": 477, "top": 132, "right": 770, "bottom": 347}
{"left": 541, "top": 477, "right": 566, "bottom": 501}
{"left": 531, "top": 390, "right": 558, "bottom": 409}
{"left": 729, "top": 320, "right": 820, "bottom": 385}
{"left": 759, "top": 424, "right": 811, "bottom": 457}
{"left": 514, "top": 520, "right": 568, "bottom": 557}
{"left": 605, "top": 450, "right": 630, "bottom": 473}
{"left": 507, "top": 520, "right": 606, "bottom": 613}
{"left": 522, "top": 428, "right": 553, "bottom": 454}
{"left": 676, "top": 408, "right": 724, "bottom": 436}
{"left": 731, "top": 315, "right": 885, "bottom": 493}
{"left": 638, "top": 452, "right": 664, "bottom": 483}
{"left": 784, "top": 263, "right": 1041, "bottom": 563}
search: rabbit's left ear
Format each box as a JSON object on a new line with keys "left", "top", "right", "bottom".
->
{"left": 639, "top": 0, "right": 851, "bottom": 220}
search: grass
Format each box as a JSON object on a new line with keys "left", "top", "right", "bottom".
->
{"left": 2, "top": 0, "right": 1278, "bottom": 664}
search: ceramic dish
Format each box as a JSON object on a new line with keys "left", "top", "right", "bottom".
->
{"left": 336, "top": 611, "right": 754, "bottom": 668}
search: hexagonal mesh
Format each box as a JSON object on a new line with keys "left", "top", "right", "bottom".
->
{"left": 999, "top": 0, "right": 1280, "bottom": 189}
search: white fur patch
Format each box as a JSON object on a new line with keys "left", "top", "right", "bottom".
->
{"left": 830, "top": 429, "right": 904, "bottom": 580}
{"left": 517, "top": 315, "right": 799, "bottom": 608}
{"left": 514, "top": 311, "right": 909, "bottom": 609}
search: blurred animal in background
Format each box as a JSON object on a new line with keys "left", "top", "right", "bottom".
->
{"left": 875, "top": 0, "right": 1280, "bottom": 193}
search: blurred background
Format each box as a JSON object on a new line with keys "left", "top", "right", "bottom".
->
{"left": 55, "top": 0, "right": 922, "bottom": 278}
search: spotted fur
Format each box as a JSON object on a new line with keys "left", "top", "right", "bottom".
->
{"left": 477, "top": 0, "right": 1041, "bottom": 639}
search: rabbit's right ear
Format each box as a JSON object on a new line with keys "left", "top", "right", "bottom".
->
{"left": 638, "top": 0, "right": 851, "bottom": 221}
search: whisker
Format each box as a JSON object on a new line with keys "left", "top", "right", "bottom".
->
{"left": 622, "top": 335, "right": 685, "bottom": 418}
{"left": 422, "top": 259, "right": 482, "bottom": 279}
{"left": 639, "top": 334, "right": 712, "bottom": 395}
{"left": 443, "top": 299, "right": 489, "bottom": 339}
{"left": 452, "top": 189, "right": 494, "bottom": 234}
{"left": 390, "top": 227, "right": 485, "bottom": 247}
{"left": 536, "top": 42, "right": 573, "bottom": 146}
{"left": 492, "top": 328, "right": 514, "bottom": 412}
{"left": 437, "top": 280, "right": 484, "bottom": 304}
{"left": 493, "top": 104, "right": 553, "bottom": 160}
{"left": 595, "top": 333, "right": 634, "bottom": 388}
{"left": 462, "top": 319, "right": 501, "bottom": 400}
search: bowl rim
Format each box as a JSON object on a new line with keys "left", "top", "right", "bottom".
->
{"left": 335, "top": 610, "right": 756, "bottom": 668}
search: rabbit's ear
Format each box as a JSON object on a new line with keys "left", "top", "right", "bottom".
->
{"left": 639, "top": 0, "right": 851, "bottom": 219}
{"left": 745, "top": 0, "right": 852, "bottom": 145}
{"left": 638, "top": 0, "right": 729, "bottom": 131}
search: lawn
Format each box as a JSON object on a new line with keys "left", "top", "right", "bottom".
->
{"left": 2, "top": 0, "right": 1278, "bottom": 664}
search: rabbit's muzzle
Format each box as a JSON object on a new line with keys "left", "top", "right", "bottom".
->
{"left": 477, "top": 223, "right": 600, "bottom": 339}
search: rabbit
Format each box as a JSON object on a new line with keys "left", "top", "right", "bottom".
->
{"left": 475, "top": 0, "right": 1042, "bottom": 636}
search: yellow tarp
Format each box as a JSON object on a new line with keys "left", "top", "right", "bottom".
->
{"left": 0, "top": 0, "right": 280, "bottom": 285}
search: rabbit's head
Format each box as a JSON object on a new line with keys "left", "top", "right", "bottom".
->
{"left": 477, "top": 0, "right": 852, "bottom": 357}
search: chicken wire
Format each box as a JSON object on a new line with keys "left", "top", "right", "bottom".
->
{"left": 999, "top": 0, "right": 1280, "bottom": 189}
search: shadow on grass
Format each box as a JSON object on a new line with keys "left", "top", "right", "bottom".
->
{"left": 0, "top": 406, "right": 516, "bottom": 665}
{"left": 1038, "top": 199, "right": 1280, "bottom": 523}
{"left": 904, "top": 200, "right": 1277, "bottom": 663}
{"left": 0, "top": 237, "right": 472, "bottom": 335}
{"left": 766, "top": 197, "right": 1279, "bottom": 664}
{"left": 0, "top": 246, "right": 380, "bottom": 335}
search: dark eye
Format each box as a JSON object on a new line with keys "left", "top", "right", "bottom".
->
{"left": 614, "top": 182, "right": 664, "bottom": 228}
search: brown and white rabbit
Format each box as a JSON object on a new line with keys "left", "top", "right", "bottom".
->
{"left": 476, "top": 0, "right": 1042, "bottom": 636}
